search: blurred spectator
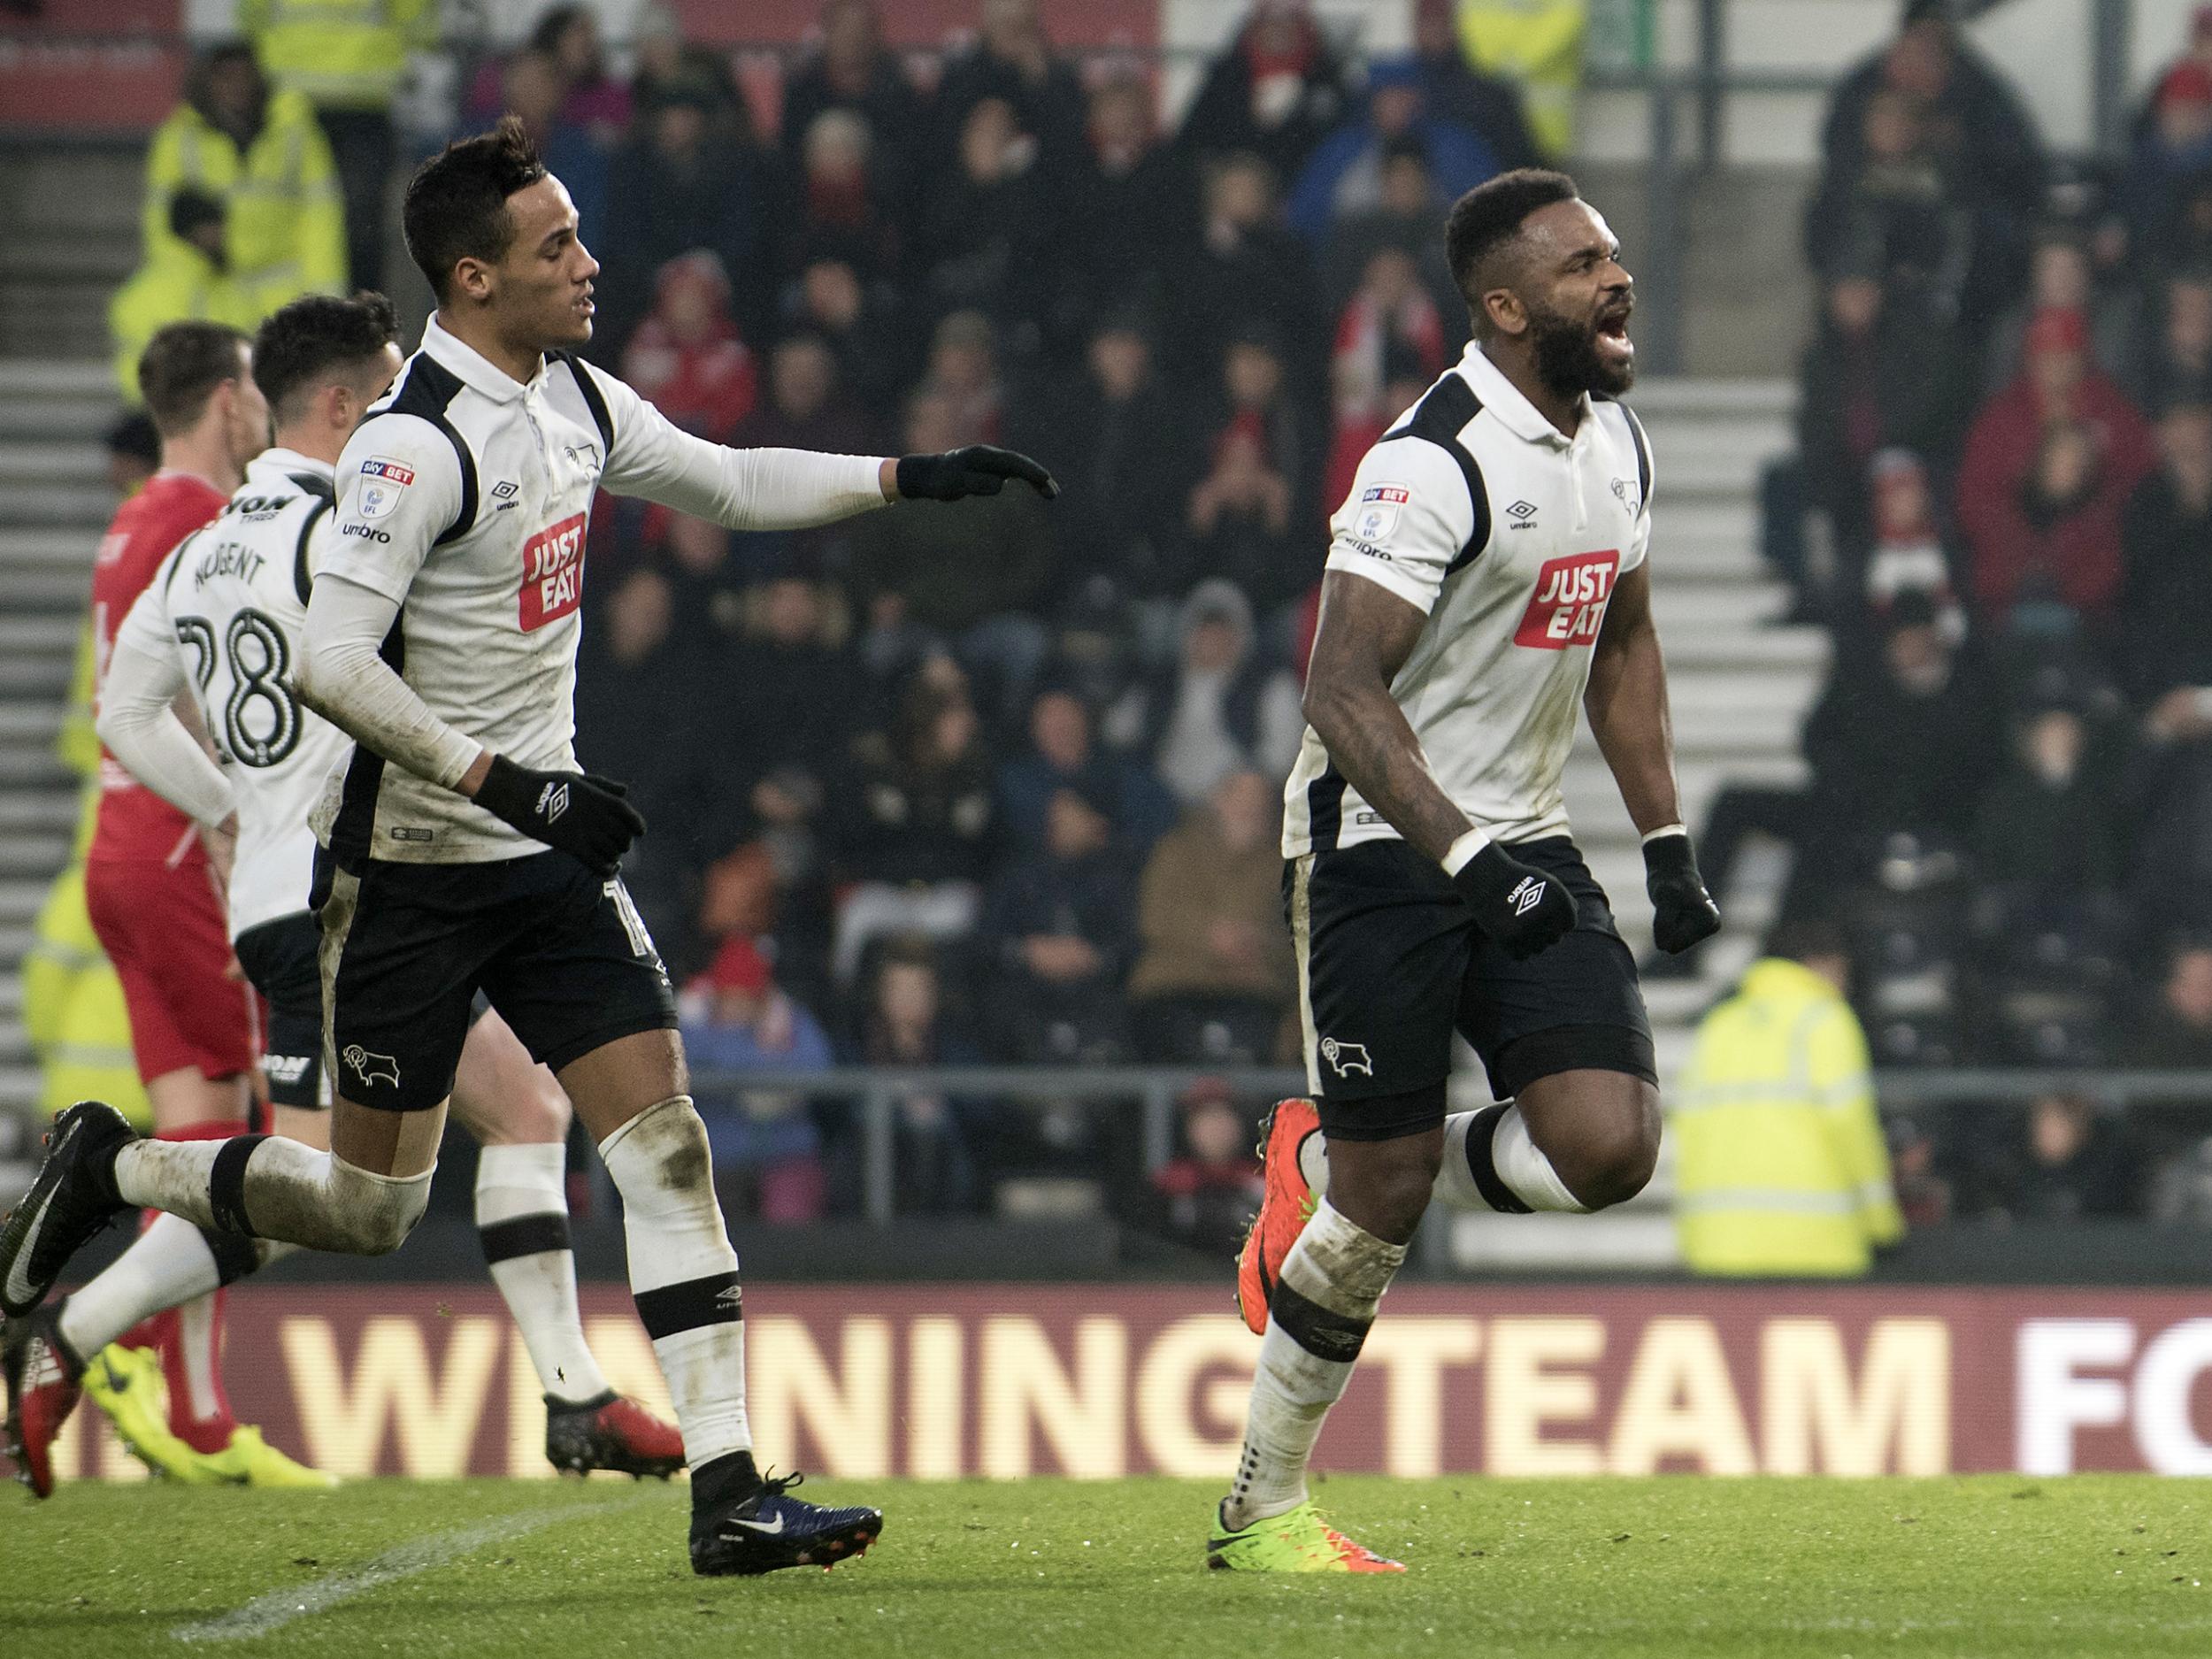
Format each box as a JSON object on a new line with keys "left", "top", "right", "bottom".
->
{"left": 1409, "top": 0, "right": 1540, "bottom": 173}
{"left": 1110, "top": 581, "right": 1304, "bottom": 808}
{"left": 1286, "top": 55, "right": 1503, "bottom": 245}
{"left": 780, "top": 0, "right": 931, "bottom": 211}
{"left": 2130, "top": 940, "right": 2212, "bottom": 1068}
{"left": 601, "top": 75, "right": 773, "bottom": 347}
{"left": 1179, "top": 2, "right": 1351, "bottom": 183}
{"left": 1171, "top": 152, "right": 1323, "bottom": 386}
{"left": 1029, "top": 311, "right": 1193, "bottom": 602}
{"left": 1955, "top": 307, "right": 2155, "bottom": 625}
{"left": 1986, "top": 229, "right": 2138, "bottom": 398}
{"left": 681, "top": 937, "right": 832, "bottom": 1224}
{"left": 240, "top": 0, "right": 432, "bottom": 292}
{"left": 1803, "top": 86, "right": 1971, "bottom": 301}
{"left": 1147, "top": 1081, "right": 1263, "bottom": 1256}
{"left": 1819, "top": 0, "right": 2046, "bottom": 255}
{"left": 1128, "top": 770, "right": 1294, "bottom": 1064}
{"left": 631, "top": 4, "right": 748, "bottom": 140}
{"left": 919, "top": 311, "right": 1003, "bottom": 445}
{"left": 620, "top": 251, "right": 757, "bottom": 445}
{"left": 1058, "top": 69, "right": 1193, "bottom": 334}
{"left": 573, "top": 568, "right": 709, "bottom": 964}
{"left": 784, "top": 254, "right": 911, "bottom": 418}
{"left": 469, "top": 5, "right": 631, "bottom": 141}
{"left": 2131, "top": 728, "right": 2212, "bottom": 938}
{"left": 997, "top": 687, "right": 1176, "bottom": 859}
{"left": 1973, "top": 689, "right": 2123, "bottom": 902}
{"left": 831, "top": 940, "right": 986, "bottom": 1215}
{"left": 2118, "top": 401, "right": 2212, "bottom": 709}
{"left": 732, "top": 332, "right": 878, "bottom": 460}
{"left": 1960, "top": 1090, "right": 2141, "bottom": 1221}
{"left": 980, "top": 783, "right": 1138, "bottom": 1062}
{"left": 143, "top": 42, "right": 347, "bottom": 317}
{"left": 1329, "top": 247, "right": 1449, "bottom": 447}
{"left": 657, "top": 513, "right": 748, "bottom": 641}
{"left": 918, "top": 96, "right": 1054, "bottom": 332}
{"left": 849, "top": 388, "right": 1055, "bottom": 710}
{"left": 933, "top": 0, "right": 1087, "bottom": 176}
{"left": 111, "top": 192, "right": 257, "bottom": 403}
{"left": 2139, "top": 273, "right": 2212, "bottom": 413}
{"left": 1320, "top": 136, "right": 1466, "bottom": 319}
{"left": 1799, "top": 592, "right": 2001, "bottom": 892}
{"left": 830, "top": 663, "right": 996, "bottom": 980}
{"left": 1795, "top": 268, "right": 1968, "bottom": 560}
{"left": 1183, "top": 333, "right": 1316, "bottom": 611}
{"left": 2126, "top": 61, "right": 2212, "bottom": 267}
{"left": 1455, "top": 0, "right": 1586, "bottom": 159}
{"left": 792, "top": 109, "right": 901, "bottom": 280}
{"left": 1861, "top": 449, "right": 1965, "bottom": 636}
{"left": 500, "top": 48, "right": 608, "bottom": 254}
{"left": 1671, "top": 916, "right": 1903, "bottom": 1276}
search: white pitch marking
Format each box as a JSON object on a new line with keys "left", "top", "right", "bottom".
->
{"left": 170, "top": 1494, "right": 654, "bottom": 1644}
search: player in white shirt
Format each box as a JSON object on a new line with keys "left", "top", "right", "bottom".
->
{"left": 0, "top": 294, "right": 686, "bottom": 1498}
{"left": 0, "top": 119, "right": 1054, "bottom": 1575}
{"left": 1209, "top": 172, "right": 1722, "bottom": 1572}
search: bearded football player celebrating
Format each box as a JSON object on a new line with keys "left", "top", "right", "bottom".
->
{"left": 1, "top": 119, "right": 1055, "bottom": 1574}
{"left": 1209, "top": 170, "right": 1720, "bottom": 1572}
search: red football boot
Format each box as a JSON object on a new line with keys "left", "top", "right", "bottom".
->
{"left": 1234, "top": 1098, "right": 1321, "bottom": 1335}
{"left": 3, "top": 1304, "right": 85, "bottom": 1498}
{"left": 545, "top": 1391, "right": 687, "bottom": 1478}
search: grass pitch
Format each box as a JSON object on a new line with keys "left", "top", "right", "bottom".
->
{"left": 4, "top": 1474, "right": 2209, "bottom": 1658}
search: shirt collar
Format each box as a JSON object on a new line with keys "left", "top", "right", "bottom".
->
{"left": 248, "top": 446, "right": 333, "bottom": 484}
{"left": 1456, "top": 342, "right": 1588, "bottom": 448}
{"left": 421, "top": 312, "right": 545, "bottom": 403}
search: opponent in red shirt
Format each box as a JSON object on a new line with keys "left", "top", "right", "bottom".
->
{"left": 81, "top": 322, "right": 282, "bottom": 1475}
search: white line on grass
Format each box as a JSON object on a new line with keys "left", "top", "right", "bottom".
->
{"left": 170, "top": 1493, "right": 655, "bottom": 1645}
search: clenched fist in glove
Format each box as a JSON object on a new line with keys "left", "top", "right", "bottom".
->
{"left": 1449, "top": 835, "right": 1580, "bottom": 961}
{"left": 473, "top": 756, "right": 646, "bottom": 877}
{"left": 895, "top": 446, "right": 1059, "bottom": 502}
{"left": 1643, "top": 827, "right": 1721, "bottom": 954}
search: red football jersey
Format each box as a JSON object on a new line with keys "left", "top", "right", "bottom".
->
{"left": 88, "top": 469, "right": 229, "bottom": 864}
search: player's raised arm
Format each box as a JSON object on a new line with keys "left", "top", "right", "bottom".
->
{"left": 577, "top": 354, "right": 1056, "bottom": 529}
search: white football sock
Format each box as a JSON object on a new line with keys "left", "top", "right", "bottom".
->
{"left": 111, "top": 1134, "right": 433, "bottom": 1254}
{"left": 1223, "top": 1200, "right": 1405, "bottom": 1530}
{"left": 598, "top": 1097, "right": 748, "bottom": 1468}
{"left": 475, "top": 1141, "right": 610, "bottom": 1406}
{"left": 1433, "top": 1104, "right": 1586, "bottom": 1213}
{"left": 57, "top": 1213, "right": 292, "bottom": 1361}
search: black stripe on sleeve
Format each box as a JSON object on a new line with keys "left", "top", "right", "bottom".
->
{"left": 478, "top": 1211, "right": 573, "bottom": 1265}
{"left": 292, "top": 497, "right": 331, "bottom": 605}
{"left": 385, "top": 356, "right": 478, "bottom": 546}
{"left": 634, "top": 1270, "right": 743, "bottom": 1340}
{"left": 1305, "top": 765, "right": 1348, "bottom": 853}
{"left": 1380, "top": 373, "right": 1489, "bottom": 574}
{"left": 555, "top": 350, "right": 616, "bottom": 465}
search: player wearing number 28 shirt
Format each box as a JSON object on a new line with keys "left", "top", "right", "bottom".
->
{"left": 0, "top": 119, "right": 1056, "bottom": 1576}
{"left": 1210, "top": 171, "right": 1724, "bottom": 1573}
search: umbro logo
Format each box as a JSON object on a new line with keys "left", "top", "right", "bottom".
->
{"left": 537, "top": 781, "right": 570, "bottom": 823}
{"left": 491, "top": 480, "right": 519, "bottom": 511}
{"left": 716, "top": 1284, "right": 744, "bottom": 1310}
{"left": 1319, "top": 1037, "right": 1374, "bottom": 1078}
{"left": 1507, "top": 876, "right": 1548, "bottom": 916}
{"left": 1506, "top": 500, "right": 1539, "bottom": 529}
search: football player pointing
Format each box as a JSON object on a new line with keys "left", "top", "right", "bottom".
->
{"left": 1210, "top": 170, "right": 1720, "bottom": 1572}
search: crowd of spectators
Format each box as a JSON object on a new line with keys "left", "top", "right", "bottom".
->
{"left": 109, "top": 0, "right": 1547, "bottom": 1228}
{"left": 1752, "top": 0, "right": 2212, "bottom": 1225}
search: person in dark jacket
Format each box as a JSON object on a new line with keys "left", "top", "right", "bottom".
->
{"left": 979, "top": 781, "right": 1138, "bottom": 1062}
{"left": 1178, "top": 1, "right": 1352, "bottom": 182}
{"left": 1409, "top": 0, "right": 1540, "bottom": 173}
{"left": 997, "top": 686, "right": 1177, "bottom": 860}
{"left": 2119, "top": 399, "right": 2212, "bottom": 709}
{"left": 779, "top": 0, "right": 933, "bottom": 222}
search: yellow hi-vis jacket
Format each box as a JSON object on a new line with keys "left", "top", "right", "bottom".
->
{"left": 111, "top": 240, "right": 260, "bottom": 403}
{"left": 1670, "top": 957, "right": 1903, "bottom": 1277}
{"left": 1456, "top": 0, "right": 1586, "bottom": 159}
{"left": 142, "top": 88, "right": 348, "bottom": 318}
{"left": 241, "top": 0, "right": 436, "bottom": 111}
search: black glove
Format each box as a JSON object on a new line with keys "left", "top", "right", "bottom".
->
{"left": 473, "top": 756, "right": 646, "bottom": 876}
{"left": 1644, "top": 829, "right": 1721, "bottom": 954}
{"left": 1451, "top": 840, "right": 1579, "bottom": 961}
{"left": 895, "top": 445, "right": 1059, "bottom": 502}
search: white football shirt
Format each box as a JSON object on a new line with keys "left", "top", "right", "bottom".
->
{"left": 1282, "top": 341, "right": 1654, "bottom": 856}
{"left": 113, "top": 447, "right": 350, "bottom": 938}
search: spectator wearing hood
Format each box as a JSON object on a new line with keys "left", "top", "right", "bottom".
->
{"left": 620, "top": 251, "right": 757, "bottom": 446}
{"left": 1110, "top": 580, "right": 1304, "bottom": 808}
{"left": 680, "top": 935, "right": 833, "bottom": 1224}
{"left": 601, "top": 73, "right": 775, "bottom": 347}
{"left": 142, "top": 42, "right": 346, "bottom": 317}
{"left": 1286, "top": 55, "right": 1503, "bottom": 245}
{"left": 979, "top": 781, "right": 1139, "bottom": 1063}
{"left": 1129, "top": 770, "right": 1295, "bottom": 1064}
{"left": 1179, "top": 1, "right": 1352, "bottom": 182}
{"left": 1956, "top": 306, "right": 2155, "bottom": 624}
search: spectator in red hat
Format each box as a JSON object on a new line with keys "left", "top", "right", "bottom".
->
{"left": 2128, "top": 60, "right": 2212, "bottom": 262}
{"left": 680, "top": 936, "right": 834, "bottom": 1223}
{"left": 1955, "top": 305, "right": 2155, "bottom": 624}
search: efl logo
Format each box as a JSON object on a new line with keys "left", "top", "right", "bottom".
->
{"left": 518, "top": 512, "right": 588, "bottom": 630}
{"left": 1513, "top": 549, "right": 1619, "bottom": 649}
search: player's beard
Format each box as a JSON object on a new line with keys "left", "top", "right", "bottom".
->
{"left": 1527, "top": 296, "right": 1634, "bottom": 400}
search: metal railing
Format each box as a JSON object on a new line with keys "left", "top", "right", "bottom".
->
{"left": 685, "top": 1064, "right": 2212, "bottom": 1225}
